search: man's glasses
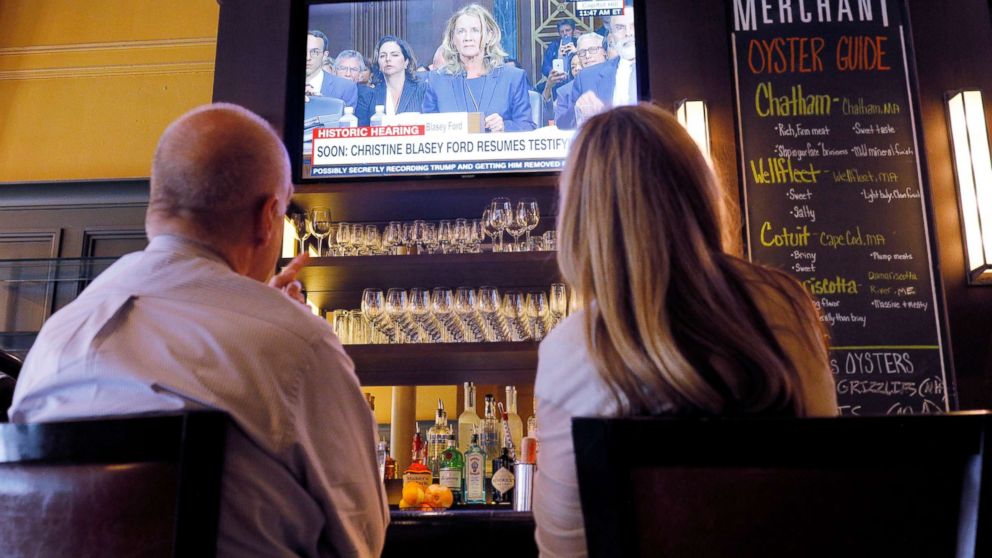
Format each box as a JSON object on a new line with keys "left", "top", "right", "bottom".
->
{"left": 308, "top": 48, "right": 323, "bottom": 58}
{"left": 576, "top": 47, "right": 603, "bottom": 58}
{"left": 336, "top": 66, "right": 362, "bottom": 74}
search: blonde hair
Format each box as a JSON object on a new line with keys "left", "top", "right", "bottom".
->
{"left": 557, "top": 103, "right": 827, "bottom": 417}
{"left": 440, "top": 3, "right": 507, "bottom": 74}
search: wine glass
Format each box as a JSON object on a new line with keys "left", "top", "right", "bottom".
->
{"left": 549, "top": 283, "right": 568, "bottom": 325}
{"left": 505, "top": 212, "right": 527, "bottom": 252}
{"left": 470, "top": 219, "right": 485, "bottom": 253}
{"left": 411, "top": 220, "right": 428, "bottom": 254}
{"left": 501, "top": 291, "right": 531, "bottom": 341}
{"left": 478, "top": 286, "right": 508, "bottom": 341}
{"left": 290, "top": 213, "right": 310, "bottom": 255}
{"left": 384, "top": 222, "right": 403, "bottom": 255}
{"left": 361, "top": 288, "right": 396, "bottom": 343}
{"left": 310, "top": 207, "right": 332, "bottom": 256}
{"left": 453, "top": 218, "right": 470, "bottom": 254}
{"left": 423, "top": 223, "right": 439, "bottom": 255}
{"left": 386, "top": 288, "right": 420, "bottom": 343}
{"left": 481, "top": 209, "right": 499, "bottom": 252}
{"left": 526, "top": 292, "right": 550, "bottom": 341}
{"left": 431, "top": 287, "right": 463, "bottom": 342}
{"left": 454, "top": 286, "right": 484, "bottom": 342}
{"left": 518, "top": 198, "right": 540, "bottom": 248}
{"left": 410, "top": 287, "right": 442, "bottom": 342}
{"left": 438, "top": 220, "right": 454, "bottom": 255}
{"left": 364, "top": 224, "right": 381, "bottom": 255}
{"left": 488, "top": 198, "right": 512, "bottom": 253}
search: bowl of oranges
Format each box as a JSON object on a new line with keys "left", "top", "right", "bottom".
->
{"left": 399, "top": 482, "right": 454, "bottom": 511}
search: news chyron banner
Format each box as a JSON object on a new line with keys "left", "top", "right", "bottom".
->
{"left": 309, "top": 113, "right": 574, "bottom": 177}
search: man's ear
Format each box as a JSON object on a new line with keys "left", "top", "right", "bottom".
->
{"left": 256, "top": 195, "right": 281, "bottom": 245}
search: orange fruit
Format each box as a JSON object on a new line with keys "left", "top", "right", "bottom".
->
{"left": 425, "top": 484, "right": 454, "bottom": 509}
{"left": 401, "top": 483, "right": 425, "bottom": 506}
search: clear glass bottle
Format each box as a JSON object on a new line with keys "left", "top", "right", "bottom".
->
{"left": 490, "top": 446, "right": 515, "bottom": 505}
{"left": 376, "top": 440, "right": 388, "bottom": 482}
{"left": 503, "top": 386, "right": 524, "bottom": 453}
{"left": 464, "top": 432, "right": 487, "bottom": 504}
{"left": 527, "top": 397, "right": 538, "bottom": 439}
{"left": 427, "top": 399, "right": 452, "bottom": 478}
{"left": 402, "top": 429, "right": 432, "bottom": 490}
{"left": 439, "top": 434, "right": 464, "bottom": 505}
{"left": 458, "top": 382, "right": 481, "bottom": 453}
{"left": 479, "top": 394, "right": 500, "bottom": 476}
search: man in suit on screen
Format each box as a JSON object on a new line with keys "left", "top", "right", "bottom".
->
{"left": 305, "top": 29, "right": 358, "bottom": 108}
{"left": 554, "top": 6, "right": 637, "bottom": 129}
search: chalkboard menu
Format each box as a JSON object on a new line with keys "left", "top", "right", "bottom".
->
{"left": 729, "top": 0, "right": 954, "bottom": 415}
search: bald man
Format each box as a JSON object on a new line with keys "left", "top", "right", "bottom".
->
{"left": 9, "top": 104, "right": 388, "bottom": 557}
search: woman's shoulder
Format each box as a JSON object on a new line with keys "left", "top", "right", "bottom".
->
{"left": 536, "top": 310, "right": 618, "bottom": 415}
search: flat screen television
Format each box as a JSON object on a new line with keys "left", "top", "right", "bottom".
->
{"left": 287, "top": 0, "right": 647, "bottom": 181}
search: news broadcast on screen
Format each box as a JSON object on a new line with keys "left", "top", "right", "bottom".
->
{"left": 301, "top": 0, "right": 640, "bottom": 178}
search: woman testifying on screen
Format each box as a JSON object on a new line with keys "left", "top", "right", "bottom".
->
{"left": 422, "top": 3, "right": 536, "bottom": 132}
{"left": 356, "top": 36, "right": 426, "bottom": 126}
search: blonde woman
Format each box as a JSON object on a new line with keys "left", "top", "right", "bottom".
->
{"left": 422, "top": 3, "right": 536, "bottom": 132}
{"left": 532, "top": 104, "right": 838, "bottom": 557}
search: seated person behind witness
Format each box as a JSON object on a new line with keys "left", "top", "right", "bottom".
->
{"left": 359, "top": 58, "right": 374, "bottom": 86}
{"left": 554, "top": 6, "right": 637, "bottom": 129}
{"left": 306, "top": 30, "right": 358, "bottom": 108}
{"left": 532, "top": 104, "right": 838, "bottom": 557}
{"left": 356, "top": 36, "right": 427, "bottom": 126}
{"left": 422, "top": 3, "right": 536, "bottom": 133}
{"left": 546, "top": 32, "right": 605, "bottom": 112}
{"left": 9, "top": 103, "right": 389, "bottom": 558}
{"left": 541, "top": 19, "right": 578, "bottom": 78}
{"left": 333, "top": 49, "right": 366, "bottom": 84}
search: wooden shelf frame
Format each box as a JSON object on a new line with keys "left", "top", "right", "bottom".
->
{"left": 287, "top": 251, "right": 561, "bottom": 311}
{"left": 348, "top": 342, "right": 538, "bottom": 386}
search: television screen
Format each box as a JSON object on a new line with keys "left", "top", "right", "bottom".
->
{"left": 297, "top": 0, "right": 643, "bottom": 180}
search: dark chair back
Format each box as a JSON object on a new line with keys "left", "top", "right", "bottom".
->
{"left": 0, "top": 411, "right": 227, "bottom": 558}
{"left": 573, "top": 413, "right": 992, "bottom": 558}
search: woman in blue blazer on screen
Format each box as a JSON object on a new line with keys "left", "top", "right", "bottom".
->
{"left": 422, "top": 3, "right": 536, "bottom": 133}
{"left": 356, "top": 36, "right": 427, "bottom": 126}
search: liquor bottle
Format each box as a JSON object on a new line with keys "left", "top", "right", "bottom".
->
{"left": 458, "top": 382, "right": 481, "bottom": 453}
{"left": 479, "top": 394, "right": 500, "bottom": 476}
{"left": 427, "top": 399, "right": 452, "bottom": 478}
{"left": 376, "top": 440, "right": 388, "bottom": 482}
{"left": 502, "top": 386, "right": 524, "bottom": 452}
{"left": 490, "top": 446, "right": 515, "bottom": 504}
{"left": 464, "top": 432, "right": 487, "bottom": 504}
{"left": 438, "top": 434, "right": 464, "bottom": 505}
{"left": 526, "top": 397, "right": 538, "bottom": 439}
{"left": 383, "top": 445, "right": 396, "bottom": 480}
{"left": 402, "top": 428, "right": 432, "bottom": 490}
{"left": 497, "top": 401, "right": 516, "bottom": 461}
{"left": 339, "top": 106, "right": 358, "bottom": 127}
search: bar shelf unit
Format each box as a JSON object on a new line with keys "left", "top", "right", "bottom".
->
{"left": 285, "top": 251, "right": 561, "bottom": 312}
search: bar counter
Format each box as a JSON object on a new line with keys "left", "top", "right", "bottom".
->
{"left": 383, "top": 509, "right": 537, "bottom": 557}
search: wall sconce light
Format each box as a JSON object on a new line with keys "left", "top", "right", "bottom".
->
{"left": 946, "top": 89, "right": 992, "bottom": 285}
{"left": 675, "top": 99, "right": 711, "bottom": 159}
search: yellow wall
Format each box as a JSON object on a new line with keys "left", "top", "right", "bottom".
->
{"left": 0, "top": 0, "right": 219, "bottom": 182}
{"left": 366, "top": 386, "right": 459, "bottom": 425}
